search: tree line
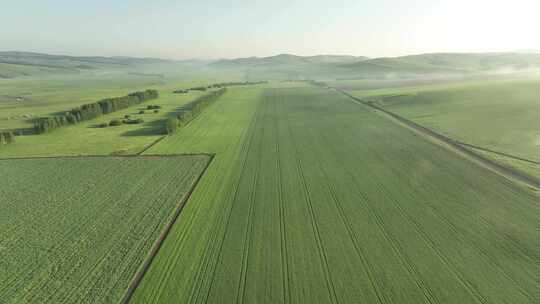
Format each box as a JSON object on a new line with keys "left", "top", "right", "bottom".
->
{"left": 165, "top": 88, "right": 227, "bottom": 135}
{"left": 34, "top": 89, "right": 159, "bottom": 134}
{"left": 173, "top": 81, "right": 267, "bottom": 94}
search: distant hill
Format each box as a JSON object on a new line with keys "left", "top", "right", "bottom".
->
{"left": 210, "top": 52, "right": 540, "bottom": 79}
{"left": 4, "top": 51, "right": 540, "bottom": 80}
{"left": 210, "top": 54, "right": 368, "bottom": 68}
{"left": 340, "top": 52, "right": 540, "bottom": 76}
{"left": 0, "top": 51, "right": 185, "bottom": 78}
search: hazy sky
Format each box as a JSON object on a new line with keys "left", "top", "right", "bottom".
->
{"left": 2, "top": 0, "right": 539, "bottom": 59}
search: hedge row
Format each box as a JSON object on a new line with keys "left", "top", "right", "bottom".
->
{"left": 0, "top": 131, "right": 16, "bottom": 146}
{"left": 165, "top": 88, "right": 227, "bottom": 135}
{"left": 34, "top": 90, "right": 159, "bottom": 134}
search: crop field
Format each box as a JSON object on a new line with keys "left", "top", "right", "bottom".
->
{"left": 0, "top": 155, "right": 211, "bottom": 304}
{"left": 349, "top": 79, "right": 540, "bottom": 163}
{"left": 130, "top": 86, "right": 540, "bottom": 303}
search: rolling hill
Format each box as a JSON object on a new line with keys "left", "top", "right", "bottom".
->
{"left": 0, "top": 51, "right": 187, "bottom": 78}
{"left": 211, "top": 52, "right": 540, "bottom": 79}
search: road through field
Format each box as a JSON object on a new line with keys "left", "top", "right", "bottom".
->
{"left": 132, "top": 86, "right": 539, "bottom": 304}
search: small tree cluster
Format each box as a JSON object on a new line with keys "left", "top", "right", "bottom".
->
{"left": 33, "top": 89, "right": 159, "bottom": 134}
{"left": 0, "top": 131, "right": 16, "bottom": 146}
{"left": 189, "top": 86, "right": 207, "bottom": 91}
{"left": 165, "top": 118, "right": 178, "bottom": 134}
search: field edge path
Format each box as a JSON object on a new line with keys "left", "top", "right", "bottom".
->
{"left": 119, "top": 154, "right": 215, "bottom": 304}
{"left": 335, "top": 88, "right": 540, "bottom": 191}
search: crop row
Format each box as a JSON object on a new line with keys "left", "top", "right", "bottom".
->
{"left": 130, "top": 86, "right": 539, "bottom": 303}
{"left": 0, "top": 155, "right": 210, "bottom": 303}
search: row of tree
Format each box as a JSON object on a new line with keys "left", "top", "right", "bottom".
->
{"left": 211, "top": 81, "right": 268, "bottom": 87}
{"left": 165, "top": 88, "right": 227, "bottom": 135}
{"left": 174, "top": 81, "right": 267, "bottom": 94}
{"left": 0, "top": 131, "right": 16, "bottom": 146}
{"left": 34, "top": 89, "right": 159, "bottom": 134}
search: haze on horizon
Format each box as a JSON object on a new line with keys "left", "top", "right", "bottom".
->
{"left": 2, "top": 0, "right": 540, "bottom": 60}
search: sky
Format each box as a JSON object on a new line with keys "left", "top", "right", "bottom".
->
{"left": 1, "top": 0, "right": 540, "bottom": 60}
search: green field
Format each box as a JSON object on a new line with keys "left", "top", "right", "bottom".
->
{"left": 129, "top": 86, "right": 539, "bottom": 303}
{"left": 0, "top": 89, "right": 211, "bottom": 157}
{"left": 0, "top": 155, "right": 210, "bottom": 304}
{"left": 349, "top": 79, "right": 540, "bottom": 162}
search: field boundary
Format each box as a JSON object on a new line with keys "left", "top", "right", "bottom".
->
{"left": 456, "top": 141, "right": 540, "bottom": 165}
{"left": 118, "top": 153, "right": 215, "bottom": 304}
{"left": 0, "top": 153, "right": 214, "bottom": 161}
{"left": 335, "top": 88, "right": 540, "bottom": 191}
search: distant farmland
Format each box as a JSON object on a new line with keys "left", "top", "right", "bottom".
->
{"left": 0, "top": 155, "right": 210, "bottom": 303}
{"left": 130, "top": 86, "right": 540, "bottom": 303}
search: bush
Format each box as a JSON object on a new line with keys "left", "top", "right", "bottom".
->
{"left": 109, "top": 119, "right": 123, "bottom": 126}
{"left": 139, "top": 110, "right": 145, "bottom": 114}
{"left": 0, "top": 132, "right": 12, "bottom": 145}
{"left": 153, "top": 109, "right": 159, "bottom": 113}
{"left": 147, "top": 105, "right": 161, "bottom": 110}
{"left": 98, "top": 123, "right": 108, "bottom": 128}
{"left": 189, "top": 86, "right": 207, "bottom": 91}
{"left": 124, "top": 114, "right": 131, "bottom": 119}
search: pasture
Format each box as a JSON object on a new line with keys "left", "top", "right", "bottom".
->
{"left": 130, "top": 86, "right": 540, "bottom": 303}
{"left": 0, "top": 155, "right": 210, "bottom": 304}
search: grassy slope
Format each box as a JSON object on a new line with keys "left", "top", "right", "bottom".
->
{"left": 0, "top": 155, "right": 210, "bottom": 304}
{"left": 131, "top": 86, "right": 539, "bottom": 303}
{"left": 0, "top": 90, "right": 209, "bottom": 157}
{"left": 353, "top": 79, "right": 540, "bottom": 162}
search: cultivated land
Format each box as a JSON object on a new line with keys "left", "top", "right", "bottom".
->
{"left": 130, "top": 86, "right": 540, "bottom": 303}
{"left": 0, "top": 155, "right": 210, "bottom": 304}
{"left": 342, "top": 78, "right": 540, "bottom": 181}
{"left": 351, "top": 79, "right": 540, "bottom": 162}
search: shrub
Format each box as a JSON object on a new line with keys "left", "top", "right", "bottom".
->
{"left": 125, "top": 118, "right": 144, "bottom": 125}
{"left": 98, "top": 123, "right": 108, "bottom": 128}
{"left": 147, "top": 105, "right": 161, "bottom": 110}
{"left": 109, "top": 119, "right": 123, "bottom": 126}
{"left": 153, "top": 109, "right": 159, "bottom": 113}
{"left": 124, "top": 114, "right": 131, "bottom": 119}
{"left": 139, "top": 110, "right": 145, "bottom": 114}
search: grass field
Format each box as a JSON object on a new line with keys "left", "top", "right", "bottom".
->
{"left": 0, "top": 89, "right": 210, "bottom": 157}
{"left": 0, "top": 155, "right": 210, "bottom": 304}
{"left": 0, "top": 67, "right": 244, "bottom": 131}
{"left": 129, "top": 86, "right": 540, "bottom": 303}
{"left": 347, "top": 79, "right": 540, "bottom": 163}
